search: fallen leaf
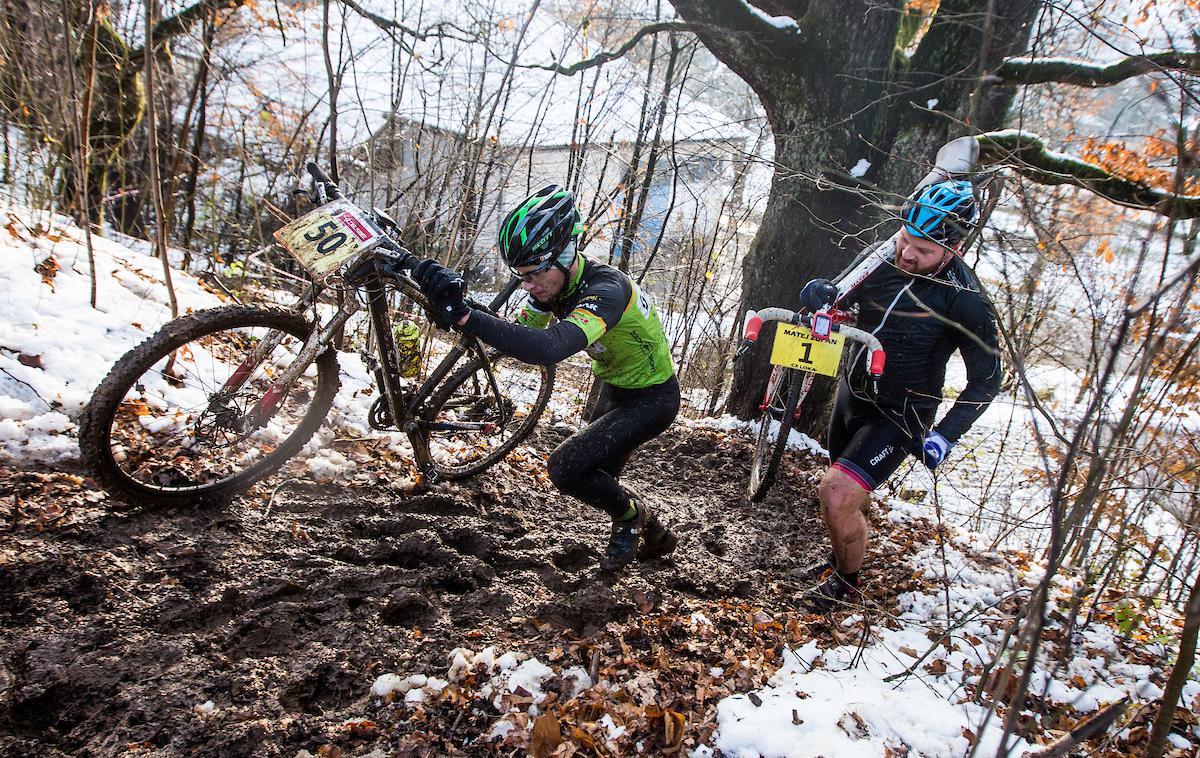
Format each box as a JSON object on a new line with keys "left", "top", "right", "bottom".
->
{"left": 34, "top": 255, "right": 59, "bottom": 286}
{"left": 341, "top": 719, "right": 379, "bottom": 739}
{"left": 663, "top": 708, "right": 686, "bottom": 749}
{"left": 530, "top": 712, "right": 561, "bottom": 758}
{"left": 924, "top": 659, "right": 947, "bottom": 676}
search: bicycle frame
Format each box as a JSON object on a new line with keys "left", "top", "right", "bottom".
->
{"left": 207, "top": 258, "right": 525, "bottom": 482}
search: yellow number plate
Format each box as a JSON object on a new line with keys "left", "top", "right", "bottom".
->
{"left": 273, "top": 199, "right": 385, "bottom": 280}
{"left": 769, "top": 323, "right": 845, "bottom": 376}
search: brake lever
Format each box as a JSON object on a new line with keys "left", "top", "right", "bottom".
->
{"left": 733, "top": 338, "right": 755, "bottom": 362}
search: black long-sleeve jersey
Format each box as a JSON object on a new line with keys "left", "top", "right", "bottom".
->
{"left": 840, "top": 254, "right": 1002, "bottom": 444}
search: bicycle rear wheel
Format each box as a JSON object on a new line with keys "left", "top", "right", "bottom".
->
{"left": 747, "top": 367, "right": 812, "bottom": 501}
{"left": 78, "top": 306, "right": 339, "bottom": 506}
{"left": 418, "top": 350, "right": 553, "bottom": 480}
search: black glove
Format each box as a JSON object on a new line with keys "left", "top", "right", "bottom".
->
{"left": 799, "top": 278, "right": 838, "bottom": 313}
{"left": 412, "top": 259, "right": 470, "bottom": 329}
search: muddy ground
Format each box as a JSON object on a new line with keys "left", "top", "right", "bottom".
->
{"left": 0, "top": 420, "right": 927, "bottom": 757}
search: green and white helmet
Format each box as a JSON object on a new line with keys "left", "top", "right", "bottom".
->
{"left": 498, "top": 185, "right": 582, "bottom": 272}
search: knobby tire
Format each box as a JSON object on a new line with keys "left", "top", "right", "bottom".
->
{"left": 420, "top": 351, "right": 553, "bottom": 480}
{"left": 747, "top": 368, "right": 807, "bottom": 502}
{"left": 79, "top": 306, "right": 339, "bottom": 507}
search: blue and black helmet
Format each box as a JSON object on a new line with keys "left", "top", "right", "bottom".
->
{"left": 902, "top": 180, "right": 978, "bottom": 245}
{"left": 498, "top": 185, "right": 582, "bottom": 272}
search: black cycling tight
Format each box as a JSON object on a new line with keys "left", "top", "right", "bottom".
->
{"left": 547, "top": 376, "right": 680, "bottom": 519}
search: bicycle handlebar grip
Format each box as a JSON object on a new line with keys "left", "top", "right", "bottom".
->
{"left": 869, "top": 349, "right": 886, "bottom": 376}
{"left": 306, "top": 161, "right": 331, "bottom": 184}
{"left": 305, "top": 161, "right": 342, "bottom": 201}
{"left": 743, "top": 311, "right": 763, "bottom": 342}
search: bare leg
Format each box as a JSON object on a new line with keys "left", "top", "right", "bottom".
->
{"left": 817, "top": 466, "right": 871, "bottom": 574}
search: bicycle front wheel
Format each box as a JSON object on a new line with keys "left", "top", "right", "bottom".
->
{"left": 79, "top": 306, "right": 340, "bottom": 506}
{"left": 747, "top": 366, "right": 811, "bottom": 502}
{"left": 418, "top": 350, "right": 553, "bottom": 480}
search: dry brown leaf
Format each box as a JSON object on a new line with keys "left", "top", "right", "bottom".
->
{"left": 529, "top": 712, "right": 562, "bottom": 758}
{"left": 899, "top": 646, "right": 920, "bottom": 658}
{"left": 663, "top": 708, "right": 686, "bottom": 750}
{"left": 34, "top": 255, "right": 59, "bottom": 286}
{"left": 838, "top": 711, "right": 869, "bottom": 740}
{"left": 569, "top": 725, "right": 598, "bottom": 751}
{"left": 924, "top": 659, "right": 947, "bottom": 676}
{"left": 341, "top": 719, "right": 379, "bottom": 739}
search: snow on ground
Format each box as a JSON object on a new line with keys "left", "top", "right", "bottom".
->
{"left": 363, "top": 494, "right": 1200, "bottom": 756}
{"left": 0, "top": 202, "right": 225, "bottom": 463}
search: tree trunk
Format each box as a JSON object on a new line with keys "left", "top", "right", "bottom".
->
{"left": 668, "top": 0, "right": 1040, "bottom": 420}
{"left": 1146, "top": 569, "right": 1200, "bottom": 758}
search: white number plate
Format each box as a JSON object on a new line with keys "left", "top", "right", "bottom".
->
{"left": 273, "top": 199, "right": 386, "bottom": 280}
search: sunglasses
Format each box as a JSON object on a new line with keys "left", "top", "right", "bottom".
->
{"left": 511, "top": 259, "right": 556, "bottom": 282}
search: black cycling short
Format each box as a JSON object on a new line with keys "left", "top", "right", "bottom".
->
{"left": 827, "top": 379, "right": 934, "bottom": 491}
{"left": 547, "top": 376, "right": 680, "bottom": 519}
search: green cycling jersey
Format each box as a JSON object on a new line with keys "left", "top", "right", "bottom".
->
{"left": 516, "top": 253, "right": 674, "bottom": 388}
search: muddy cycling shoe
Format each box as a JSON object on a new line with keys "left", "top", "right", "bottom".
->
{"left": 638, "top": 522, "right": 678, "bottom": 561}
{"left": 791, "top": 558, "right": 834, "bottom": 584}
{"left": 803, "top": 571, "right": 860, "bottom": 612}
{"left": 600, "top": 503, "right": 651, "bottom": 572}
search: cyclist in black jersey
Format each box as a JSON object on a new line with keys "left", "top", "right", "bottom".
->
{"left": 799, "top": 180, "right": 1002, "bottom": 611}
{"left": 410, "top": 185, "right": 679, "bottom": 573}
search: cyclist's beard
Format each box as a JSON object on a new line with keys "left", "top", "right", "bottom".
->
{"left": 897, "top": 250, "right": 953, "bottom": 277}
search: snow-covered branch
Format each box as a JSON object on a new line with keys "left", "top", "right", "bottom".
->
{"left": 993, "top": 51, "right": 1200, "bottom": 87}
{"left": 524, "top": 21, "right": 690, "bottom": 75}
{"left": 977, "top": 130, "right": 1200, "bottom": 218}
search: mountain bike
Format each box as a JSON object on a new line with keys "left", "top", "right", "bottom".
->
{"left": 79, "top": 163, "right": 553, "bottom": 506}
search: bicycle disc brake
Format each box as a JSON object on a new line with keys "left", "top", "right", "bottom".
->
{"left": 368, "top": 396, "right": 396, "bottom": 430}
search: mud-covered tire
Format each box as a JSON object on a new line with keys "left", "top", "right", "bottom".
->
{"left": 747, "top": 368, "right": 805, "bottom": 502}
{"left": 79, "top": 305, "right": 340, "bottom": 507}
{"left": 420, "top": 352, "right": 553, "bottom": 480}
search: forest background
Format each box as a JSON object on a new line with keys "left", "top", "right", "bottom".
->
{"left": 2, "top": 0, "right": 1200, "bottom": 755}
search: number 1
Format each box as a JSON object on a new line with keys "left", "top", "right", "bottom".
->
{"left": 797, "top": 342, "right": 813, "bottom": 364}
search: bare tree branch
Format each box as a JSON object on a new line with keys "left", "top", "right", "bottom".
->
{"left": 336, "top": 0, "right": 420, "bottom": 37}
{"left": 993, "top": 51, "right": 1200, "bottom": 87}
{"left": 128, "top": 0, "right": 246, "bottom": 60}
{"left": 1027, "top": 697, "right": 1128, "bottom": 757}
{"left": 523, "top": 21, "right": 690, "bottom": 75}
{"left": 977, "top": 131, "right": 1200, "bottom": 218}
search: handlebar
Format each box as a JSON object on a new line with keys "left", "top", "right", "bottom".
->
{"left": 298, "top": 162, "right": 514, "bottom": 318}
{"left": 305, "top": 161, "right": 342, "bottom": 203}
{"left": 736, "top": 306, "right": 886, "bottom": 381}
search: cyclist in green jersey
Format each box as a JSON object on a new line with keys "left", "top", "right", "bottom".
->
{"left": 411, "top": 185, "right": 679, "bottom": 573}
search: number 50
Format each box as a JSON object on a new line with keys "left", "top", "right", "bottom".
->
{"left": 303, "top": 220, "right": 348, "bottom": 255}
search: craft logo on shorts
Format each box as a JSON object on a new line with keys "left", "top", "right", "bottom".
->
{"left": 869, "top": 445, "right": 894, "bottom": 466}
{"left": 336, "top": 211, "right": 376, "bottom": 242}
